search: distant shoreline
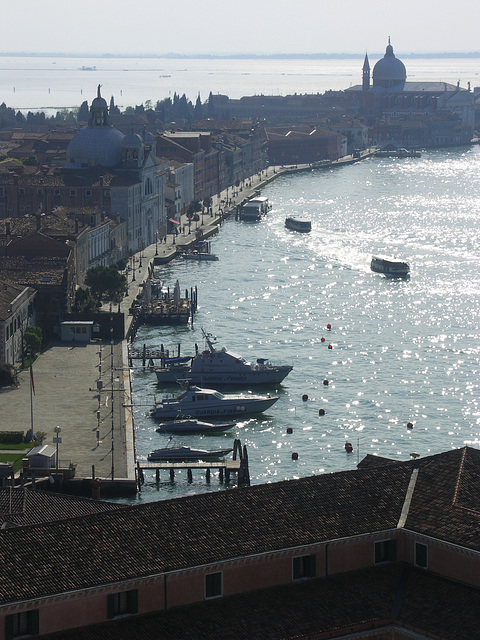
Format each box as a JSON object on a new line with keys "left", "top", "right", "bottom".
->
{"left": 0, "top": 52, "right": 480, "bottom": 60}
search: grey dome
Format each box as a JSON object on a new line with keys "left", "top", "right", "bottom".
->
{"left": 373, "top": 41, "right": 406, "bottom": 87}
{"left": 65, "top": 86, "right": 125, "bottom": 168}
{"left": 65, "top": 126, "right": 125, "bottom": 168}
{"left": 122, "top": 132, "right": 143, "bottom": 148}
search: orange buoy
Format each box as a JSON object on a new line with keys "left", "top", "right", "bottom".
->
{"left": 407, "top": 422, "right": 413, "bottom": 429}
{"left": 302, "top": 394, "right": 308, "bottom": 401}
{"left": 323, "top": 379, "right": 329, "bottom": 386}
{"left": 328, "top": 344, "right": 333, "bottom": 350}
{"left": 292, "top": 452, "right": 299, "bottom": 460}
{"left": 319, "top": 408, "right": 325, "bottom": 416}
{"left": 287, "top": 427, "right": 293, "bottom": 434}
{"left": 345, "top": 442, "right": 353, "bottom": 453}
{"left": 327, "top": 323, "right": 332, "bottom": 330}
{"left": 321, "top": 337, "right": 326, "bottom": 342}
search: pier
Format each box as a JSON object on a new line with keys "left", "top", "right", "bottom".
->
{"left": 136, "top": 439, "right": 250, "bottom": 488}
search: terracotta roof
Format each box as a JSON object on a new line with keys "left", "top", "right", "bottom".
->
{"left": 37, "top": 564, "right": 480, "bottom": 640}
{"left": 0, "top": 487, "right": 121, "bottom": 528}
{"left": 0, "top": 448, "right": 479, "bottom": 606}
{"left": 0, "top": 256, "right": 68, "bottom": 286}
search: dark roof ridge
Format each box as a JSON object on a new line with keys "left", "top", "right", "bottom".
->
{"left": 452, "top": 445, "right": 467, "bottom": 506}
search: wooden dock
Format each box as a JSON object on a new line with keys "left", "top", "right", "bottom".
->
{"left": 135, "top": 439, "right": 250, "bottom": 488}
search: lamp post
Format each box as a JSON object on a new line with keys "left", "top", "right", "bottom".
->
{"left": 132, "top": 256, "right": 136, "bottom": 281}
{"left": 53, "top": 425, "right": 62, "bottom": 485}
{"left": 155, "top": 232, "right": 158, "bottom": 256}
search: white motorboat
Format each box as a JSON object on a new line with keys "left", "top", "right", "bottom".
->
{"left": 155, "top": 329, "right": 292, "bottom": 386}
{"left": 147, "top": 445, "right": 233, "bottom": 461}
{"left": 150, "top": 385, "right": 279, "bottom": 419}
{"left": 183, "top": 251, "right": 219, "bottom": 261}
{"left": 156, "top": 419, "right": 235, "bottom": 434}
{"left": 371, "top": 255, "right": 410, "bottom": 277}
{"left": 285, "top": 217, "right": 312, "bottom": 233}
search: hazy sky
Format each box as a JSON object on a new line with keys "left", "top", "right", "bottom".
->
{"left": 5, "top": 0, "right": 480, "bottom": 56}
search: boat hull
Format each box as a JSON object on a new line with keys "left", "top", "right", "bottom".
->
{"left": 155, "top": 366, "right": 292, "bottom": 386}
{"left": 151, "top": 396, "right": 279, "bottom": 419}
{"left": 156, "top": 419, "right": 235, "bottom": 434}
{"left": 285, "top": 217, "right": 311, "bottom": 233}
{"left": 147, "top": 446, "right": 233, "bottom": 461}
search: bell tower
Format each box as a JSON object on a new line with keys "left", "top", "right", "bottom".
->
{"left": 362, "top": 53, "right": 370, "bottom": 92}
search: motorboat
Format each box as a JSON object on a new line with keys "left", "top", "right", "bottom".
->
{"left": 183, "top": 251, "right": 218, "bottom": 261}
{"left": 156, "top": 419, "right": 236, "bottom": 434}
{"left": 150, "top": 385, "right": 279, "bottom": 419}
{"left": 285, "top": 217, "right": 312, "bottom": 233}
{"left": 155, "top": 329, "right": 292, "bottom": 386}
{"left": 147, "top": 445, "right": 233, "bottom": 461}
{"left": 183, "top": 240, "right": 218, "bottom": 261}
{"left": 371, "top": 255, "right": 410, "bottom": 277}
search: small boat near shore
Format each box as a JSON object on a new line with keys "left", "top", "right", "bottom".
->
{"left": 182, "top": 240, "right": 218, "bottom": 261}
{"left": 147, "top": 445, "right": 233, "bottom": 461}
{"left": 285, "top": 217, "right": 311, "bottom": 233}
{"left": 156, "top": 419, "right": 235, "bottom": 434}
{"left": 150, "top": 385, "right": 279, "bottom": 419}
{"left": 371, "top": 255, "right": 410, "bottom": 277}
{"left": 154, "top": 329, "right": 292, "bottom": 386}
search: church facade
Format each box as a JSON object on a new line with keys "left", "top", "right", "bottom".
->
{"left": 65, "top": 86, "right": 166, "bottom": 253}
{"left": 346, "top": 40, "right": 475, "bottom": 147}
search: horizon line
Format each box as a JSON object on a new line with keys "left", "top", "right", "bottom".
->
{"left": 1, "top": 51, "right": 480, "bottom": 59}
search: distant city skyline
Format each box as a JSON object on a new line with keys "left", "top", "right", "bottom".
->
{"left": 5, "top": 0, "right": 480, "bottom": 57}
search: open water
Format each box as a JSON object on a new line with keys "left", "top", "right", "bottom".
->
{"left": 131, "top": 147, "right": 480, "bottom": 501}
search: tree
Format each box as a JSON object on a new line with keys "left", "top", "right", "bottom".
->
{"left": 85, "top": 266, "right": 127, "bottom": 305}
{"left": 23, "top": 326, "right": 42, "bottom": 356}
{"left": 73, "top": 287, "right": 101, "bottom": 313}
{"left": 77, "top": 100, "right": 90, "bottom": 122}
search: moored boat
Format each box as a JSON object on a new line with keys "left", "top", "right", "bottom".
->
{"left": 147, "top": 445, "right": 233, "bottom": 461}
{"left": 156, "top": 419, "right": 235, "bottom": 434}
{"left": 154, "top": 329, "right": 292, "bottom": 386}
{"left": 285, "top": 217, "right": 312, "bottom": 233}
{"left": 371, "top": 255, "right": 410, "bottom": 277}
{"left": 150, "top": 385, "right": 279, "bottom": 419}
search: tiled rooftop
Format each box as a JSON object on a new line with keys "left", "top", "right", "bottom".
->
{"left": 37, "top": 564, "right": 480, "bottom": 640}
{"left": 0, "top": 448, "right": 479, "bottom": 607}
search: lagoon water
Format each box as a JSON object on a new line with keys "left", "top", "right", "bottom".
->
{"left": 2, "top": 55, "right": 479, "bottom": 500}
{"left": 132, "top": 147, "right": 480, "bottom": 501}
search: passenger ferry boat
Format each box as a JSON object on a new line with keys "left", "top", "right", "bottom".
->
{"left": 240, "top": 196, "right": 271, "bottom": 221}
{"left": 371, "top": 255, "right": 410, "bottom": 277}
{"left": 285, "top": 217, "right": 312, "bottom": 233}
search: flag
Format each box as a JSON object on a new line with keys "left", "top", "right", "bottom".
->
{"left": 30, "top": 364, "right": 35, "bottom": 395}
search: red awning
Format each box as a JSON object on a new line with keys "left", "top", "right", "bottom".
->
{"left": 169, "top": 218, "right": 180, "bottom": 224}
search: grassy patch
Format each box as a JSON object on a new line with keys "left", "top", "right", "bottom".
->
{"left": 0, "top": 452, "right": 26, "bottom": 473}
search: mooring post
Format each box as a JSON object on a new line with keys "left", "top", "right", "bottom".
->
{"left": 187, "top": 469, "right": 193, "bottom": 483}
{"left": 206, "top": 468, "right": 211, "bottom": 483}
{"left": 169, "top": 468, "right": 175, "bottom": 481}
{"left": 156, "top": 468, "right": 160, "bottom": 483}
{"left": 219, "top": 467, "right": 224, "bottom": 483}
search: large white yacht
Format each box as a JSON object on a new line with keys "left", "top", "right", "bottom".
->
{"left": 150, "top": 385, "right": 279, "bottom": 419}
{"left": 155, "top": 330, "right": 293, "bottom": 386}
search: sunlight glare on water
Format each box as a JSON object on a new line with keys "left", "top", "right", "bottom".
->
{"left": 131, "top": 147, "right": 480, "bottom": 502}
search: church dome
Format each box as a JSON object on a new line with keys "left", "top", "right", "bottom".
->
{"left": 65, "top": 126, "right": 125, "bottom": 168}
{"left": 64, "top": 85, "right": 125, "bottom": 168}
{"left": 373, "top": 40, "right": 406, "bottom": 87}
{"left": 122, "top": 132, "right": 143, "bottom": 148}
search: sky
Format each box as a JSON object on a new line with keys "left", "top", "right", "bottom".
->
{"left": 4, "top": 0, "right": 480, "bottom": 56}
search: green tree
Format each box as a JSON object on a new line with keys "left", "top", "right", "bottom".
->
{"left": 85, "top": 266, "right": 127, "bottom": 304}
{"left": 23, "top": 326, "right": 42, "bottom": 356}
{"left": 73, "top": 287, "right": 101, "bottom": 313}
{"left": 77, "top": 100, "right": 89, "bottom": 122}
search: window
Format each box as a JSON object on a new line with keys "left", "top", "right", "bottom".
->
{"left": 205, "top": 572, "right": 222, "bottom": 599}
{"left": 0, "top": 187, "right": 4, "bottom": 197}
{"left": 415, "top": 542, "right": 428, "bottom": 568}
{"left": 375, "top": 539, "right": 397, "bottom": 564}
{"left": 85, "top": 189, "right": 92, "bottom": 197}
{"left": 18, "top": 188, "right": 25, "bottom": 195}
{"left": 54, "top": 189, "right": 60, "bottom": 196}
{"left": 70, "top": 189, "right": 76, "bottom": 197}
{"left": 5, "top": 610, "right": 39, "bottom": 639}
{"left": 293, "top": 554, "right": 316, "bottom": 580}
{"left": 107, "top": 589, "right": 138, "bottom": 618}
